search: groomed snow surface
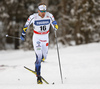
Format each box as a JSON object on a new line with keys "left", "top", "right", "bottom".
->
{"left": 0, "top": 43, "right": 100, "bottom": 89}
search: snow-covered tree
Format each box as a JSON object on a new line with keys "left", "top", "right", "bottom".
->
{"left": 0, "top": 0, "right": 100, "bottom": 50}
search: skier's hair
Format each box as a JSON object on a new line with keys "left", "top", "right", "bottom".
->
{"left": 38, "top": 3, "right": 46, "bottom": 6}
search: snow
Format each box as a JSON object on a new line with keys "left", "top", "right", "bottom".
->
{"left": 0, "top": 43, "right": 100, "bottom": 89}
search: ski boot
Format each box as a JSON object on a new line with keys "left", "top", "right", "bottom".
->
{"left": 37, "top": 76, "right": 43, "bottom": 84}
{"left": 41, "top": 57, "right": 45, "bottom": 62}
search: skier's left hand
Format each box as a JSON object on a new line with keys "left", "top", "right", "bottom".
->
{"left": 54, "top": 24, "right": 58, "bottom": 30}
{"left": 52, "top": 21, "right": 58, "bottom": 30}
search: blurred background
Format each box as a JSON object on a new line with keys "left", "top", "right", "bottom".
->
{"left": 0, "top": 0, "right": 100, "bottom": 50}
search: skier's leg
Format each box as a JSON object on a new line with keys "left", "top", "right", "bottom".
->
{"left": 35, "top": 53, "right": 42, "bottom": 75}
{"left": 33, "top": 40, "right": 43, "bottom": 84}
{"left": 34, "top": 41, "right": 42, "bottom": 76}
{"left": 42, "top": 42, "right": 49, "bottom": 60}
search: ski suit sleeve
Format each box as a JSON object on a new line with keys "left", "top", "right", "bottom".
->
{"left": 20, "top": 15, "right": 34, "bottom": 41}
{"left": 49, "top": 13, "right": 58, "bottom": 30}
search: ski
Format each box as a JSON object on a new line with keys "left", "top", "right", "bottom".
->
{"left": 24, "top": 66, "right": 49, "bottom": 84}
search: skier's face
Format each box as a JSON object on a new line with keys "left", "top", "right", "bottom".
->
{"left": 38, "top": 10, "right": 46, "bottom": 18}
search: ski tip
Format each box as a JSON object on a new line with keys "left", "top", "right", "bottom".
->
{"left": 24, "top": 66, "right": 26, "bottom": 68}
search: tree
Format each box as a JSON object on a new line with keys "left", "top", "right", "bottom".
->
{"left": 0, "top": 0, "right": 100, "bottom": 50}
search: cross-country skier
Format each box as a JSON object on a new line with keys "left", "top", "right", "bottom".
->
{"left": 20, "top": 3, "right": 58, "bottom": 84}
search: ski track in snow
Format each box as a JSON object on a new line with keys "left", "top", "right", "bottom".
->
{"left": 0, "top": 43, "right": 100, "bottom": 89}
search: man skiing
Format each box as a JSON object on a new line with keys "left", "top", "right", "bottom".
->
{"left": 20, "top": 3, "right": 58, "bottom": 84}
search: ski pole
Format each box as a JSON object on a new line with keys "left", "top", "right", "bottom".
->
{"left": 6, "top": 35, "right": 21, "bottom": 40}
{"left": 54, "top": 30, "right": 63, "bottom": 84}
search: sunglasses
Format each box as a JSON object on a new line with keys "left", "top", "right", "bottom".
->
{"left": 40, "top": 10, "right": 46, "bottom": 13}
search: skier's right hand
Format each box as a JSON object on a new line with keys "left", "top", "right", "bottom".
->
{"left": 20, "top": 26, "right": 27, "bottom": 41}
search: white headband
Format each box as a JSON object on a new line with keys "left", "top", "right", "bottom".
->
{"left": 38, "top": 5, "right": 46, "bottom": 11}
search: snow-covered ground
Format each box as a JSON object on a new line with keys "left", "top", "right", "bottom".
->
{"left": 0, "top": 43, "right": 100, "bottom": 89}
